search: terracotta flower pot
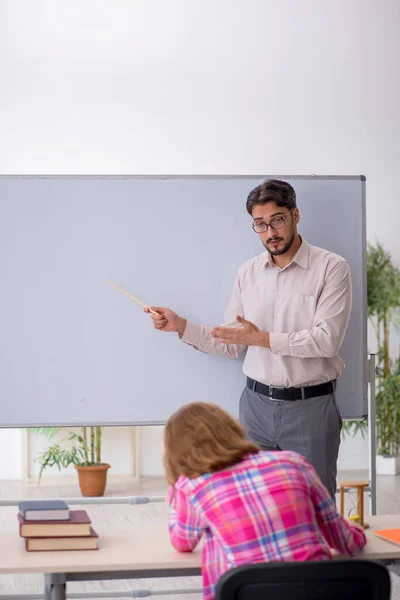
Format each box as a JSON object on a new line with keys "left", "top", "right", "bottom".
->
{"left": 75, "top": 464, "right": 111, "bottom": 497}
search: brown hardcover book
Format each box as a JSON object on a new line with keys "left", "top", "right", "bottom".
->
{"left": 25, "top": 527, "right": 99, "bottom": 551}
{"left": 18, "top": 509, "right": 91, "bottom": 537}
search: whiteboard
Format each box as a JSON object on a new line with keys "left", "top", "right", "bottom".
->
{"left": 0, "top": 176, "right": 367, "bottom": 426}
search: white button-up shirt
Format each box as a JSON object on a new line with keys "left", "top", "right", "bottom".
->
{"left": 181, "top": 238, "right": 352, "bottom": 388}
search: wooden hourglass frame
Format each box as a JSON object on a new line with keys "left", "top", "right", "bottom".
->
{"left": 339, "top": 481, "right": 369, "bottom": 529}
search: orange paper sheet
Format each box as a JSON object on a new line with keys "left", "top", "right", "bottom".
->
{"left": 374, "top": 529, "right": 400, "bottom": 546}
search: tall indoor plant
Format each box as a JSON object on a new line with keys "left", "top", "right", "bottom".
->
{"left": 33, "top": 426, "right": 110, "bottom": 496}
{"left": 368, "top": 242, "right": 400, "bottom": 473}
{"left": 343, "top": 242, "right": 400, "bottom": 473}
{"left": 376, "top": 367, "right": 400, "bottom": 458}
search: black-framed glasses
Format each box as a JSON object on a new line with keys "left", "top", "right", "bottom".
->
{"left": 252, "top": 208, "right": 294, "bottom": 234}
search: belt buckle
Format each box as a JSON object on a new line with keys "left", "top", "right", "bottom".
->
{"left": 270, "top": 385, "right": 284, "bottom": 400}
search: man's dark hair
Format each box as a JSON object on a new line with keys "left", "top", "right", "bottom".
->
{"left": 246, "top": 179, "right": 297, "bottom": 215}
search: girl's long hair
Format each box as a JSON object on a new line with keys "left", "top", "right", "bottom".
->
{"left": 163, "top": 402, "right": 259, "bottom": 485}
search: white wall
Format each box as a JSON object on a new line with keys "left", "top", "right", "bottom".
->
{"left": 0, "top": 429, "right": 23, "bottom": 480}
{"left": 0, "top": 0, "right": 399, "bottom": 478}
{"left": 139, "top": 426, "right": 164, "bottom": 477}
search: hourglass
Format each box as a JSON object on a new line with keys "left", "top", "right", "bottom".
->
{"left": 339, "top": 481, "right": 369, "bottom": 528}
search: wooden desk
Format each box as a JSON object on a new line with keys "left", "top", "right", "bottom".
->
{"left": 361, "top": 514, "right": 400, "bottom": 560}
{"left": 2, "top": 514, "right": 400, "bottom": 600}
{"left": 0, "top": 517, "right": 201, "bottom": 600}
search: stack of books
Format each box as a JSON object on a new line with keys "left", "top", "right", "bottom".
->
{"left": 17, "top": 500, "right": 99, "bottom": 551}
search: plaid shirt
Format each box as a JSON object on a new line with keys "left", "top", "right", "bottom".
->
{"left": 167, "top": 451, "right": 366, "bottom": 600}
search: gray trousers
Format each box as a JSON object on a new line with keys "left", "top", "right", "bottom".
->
{"left": 239, "top": 385, "right": 342, "bottom": 500}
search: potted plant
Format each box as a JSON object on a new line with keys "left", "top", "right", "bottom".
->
{"left": 343, "top": 242, "right": 400, "bottom": 473}
{"left": 375, "top": 365, "right": 400, "bottom": 474}
{"left": 32, "top": 426, "right": 110, "bottom": 496}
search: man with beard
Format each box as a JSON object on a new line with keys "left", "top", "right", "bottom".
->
{"left": 146, "top": 179, "right": 352, "bottom": 500}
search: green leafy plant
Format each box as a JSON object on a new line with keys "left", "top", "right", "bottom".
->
{"left": 342, "top": 241, "right": 400, "bottom": 455}
{"left": 341, "top": 419, "right": 368, "bottom": 440}
{"left": 32, "top": 426, "right": 103, "bottom": 481}
{"left": 367, "top": 242, "right": 400, "bottom": 376}
{"left": 376, "top": 369, "right": 400, "bottom": 456}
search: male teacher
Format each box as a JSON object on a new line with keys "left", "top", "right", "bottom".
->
{"left": 146, "top": 179, "right": 352, "bottom": 499}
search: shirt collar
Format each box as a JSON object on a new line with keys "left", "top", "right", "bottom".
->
{"left": 263, "top": 237, "right": 310, "bottom": 270}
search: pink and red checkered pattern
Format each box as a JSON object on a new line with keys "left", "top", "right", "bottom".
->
{"left": 167, "top": 450, "right": 366, "bottom": 600}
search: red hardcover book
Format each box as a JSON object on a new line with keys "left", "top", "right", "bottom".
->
{"left": 18, "top": 509, "right": 91, "bottom": 537}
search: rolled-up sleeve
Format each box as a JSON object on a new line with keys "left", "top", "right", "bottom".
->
{"left": 269, "top": 261, "right": 352, "bottom": 359}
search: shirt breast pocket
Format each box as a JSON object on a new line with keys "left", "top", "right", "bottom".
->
{"left": 287, "top": 294, "right": 317, "bottom": 332}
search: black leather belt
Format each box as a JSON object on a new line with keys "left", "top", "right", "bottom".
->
{"left": 246, "top": 377, "right": 335, "bottom": 401}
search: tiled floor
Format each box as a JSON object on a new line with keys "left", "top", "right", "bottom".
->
{"left": 0, "top": 470, "right": 399, "bottom": 599}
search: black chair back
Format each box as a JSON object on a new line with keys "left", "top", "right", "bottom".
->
{"left": 215, "top": 560, "right": 390, "bottom": 600}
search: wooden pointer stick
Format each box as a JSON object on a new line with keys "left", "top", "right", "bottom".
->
{"left": 107, "top": 280, "right": 159, "bottom": 315}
